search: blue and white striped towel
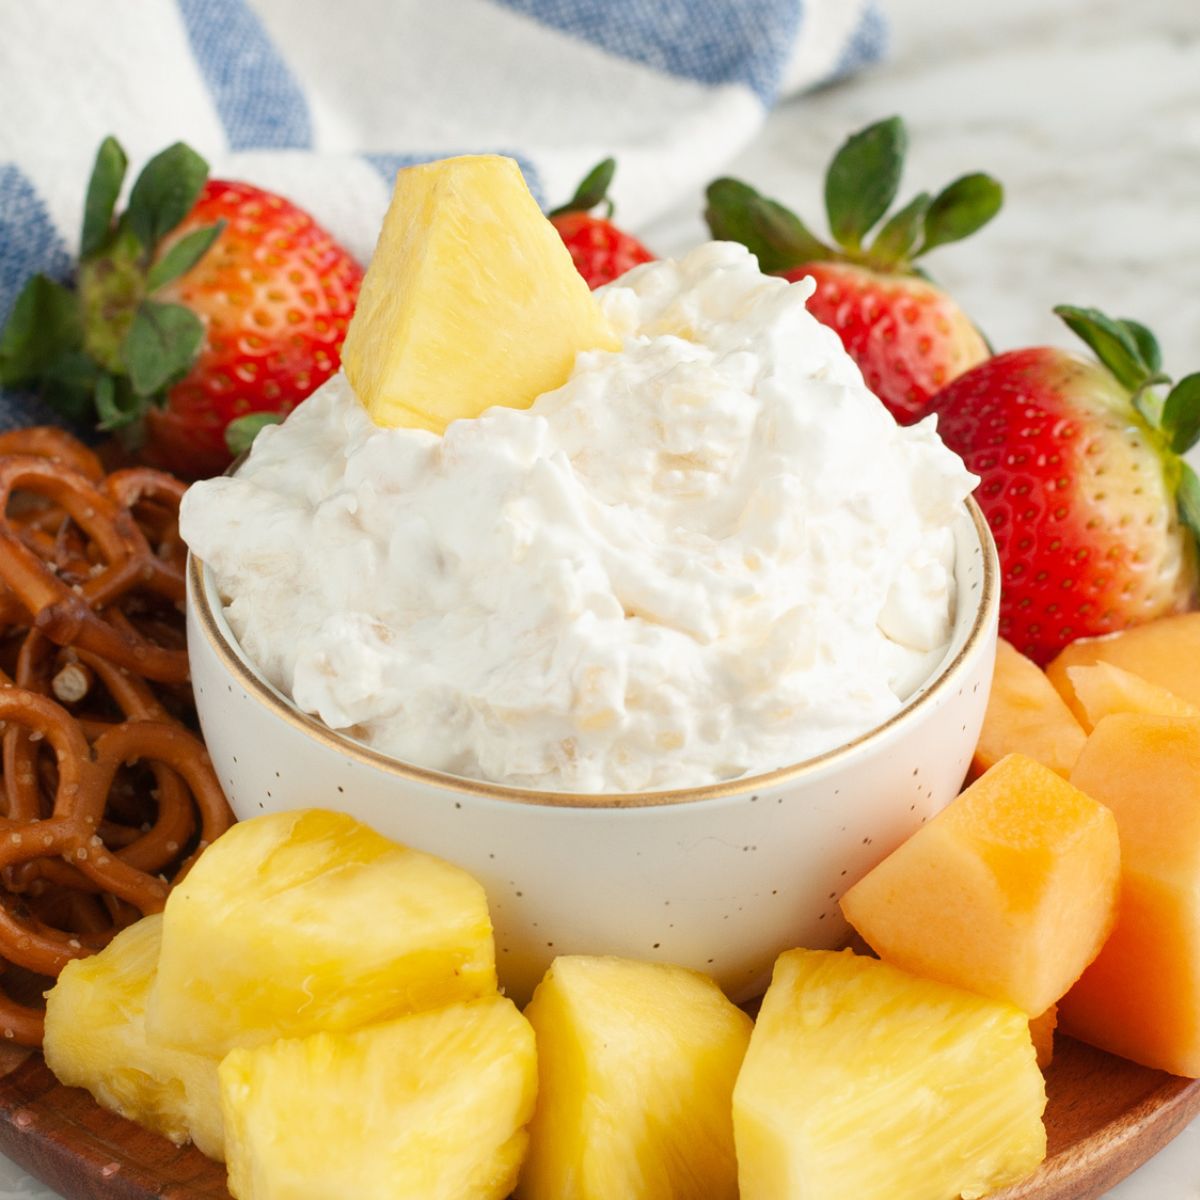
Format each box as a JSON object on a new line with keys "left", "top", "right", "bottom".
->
{"left": 0, "top": 0, "right": 885, "bottom": 429}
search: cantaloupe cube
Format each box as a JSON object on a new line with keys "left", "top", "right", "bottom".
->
{"left": 972, "top": 639, "right": 1087, "bottom": 777}
{"left": 1065, "top": 662, "right": 1200, "bottom": 730}
{"left": 1046, "top": 612, "right": 1200, "bottom": 722}
{"left": 1029, "top": 1004, "right": 1057, "bottom": 1072}
{"left": 517, "top": 956, "right": 751, "bottom": 1200}
{"left": 733, "top": 949, "right": 1046, "bottom": 1200}
{"left": 840, "top": 754, "right": 1120, "bottom": 1016}
{"left": 1060, "top": 714, "right": 1200, "bottom": 1077}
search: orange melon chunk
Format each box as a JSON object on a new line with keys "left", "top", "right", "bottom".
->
{"left": 972, "top": 639, "right": 1087, "bottom": 777}
{"left": 840, "top": 754, "right": 1120, "bottom": 1016}
{"left": 1060, "top": 714, "right": 1200, "bottom": 1077}
{"left": 1065, "top": 662, "right": 1200, "bottom": 730}
{"left": 1046, "top": 612, "right": 1200, "bottom": 723}
{"left": 1029, "top": 1004, "right": 1057, "bottom": 1072}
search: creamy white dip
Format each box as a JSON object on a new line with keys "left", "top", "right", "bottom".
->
{"left": 181, "top": 242, "right": 976, "bottom": 792}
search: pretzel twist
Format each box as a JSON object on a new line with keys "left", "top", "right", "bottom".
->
{"left": 0, "top": 458, "right": 188, "bottom": 682}
{"left": 0, "top": 429, "right": 234, "bottom": 1045}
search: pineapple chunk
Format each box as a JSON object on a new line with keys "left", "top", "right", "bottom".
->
{"left": 44, "top": 915, "right": 224, "bottom": 1160}
{"left": 342, "top": 154, "right": 619, "bottom": 433}
{"left": 517, "top": 956, "right": 752, "bottom": 1200}
{"left": 220, "top": 996, "right": 536, "bottom": 1200}
{"left": 733, "top": 949, "right": 1046, "bottom": 1200}
{"left": 147, "top": 810, "right": 496, "bottom": 1057}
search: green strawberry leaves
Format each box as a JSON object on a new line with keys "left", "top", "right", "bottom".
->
{"left": 0, "top": 275, "right": 83, "bottom": 387}
{"left": 825, "top": 116, "right": 906, "bottom": 251}
{"left": 868, "top": 192, "right": 931, "bottom": 269}
{"left": 1053, "top": 306, "right": 1165, "bottom": 394}
{"left": 0, "top": 135, "right": 222, "bottom": 446}
{"left": 1178, "top": 462, "right": 1200, "bottom": 548}
{"left": 921, "top": 173, "right": 1005, "bottom": 256}
{"left": 80, "top": 137, "right": 129, "bottom": 257}
{"left": 146, "top": 221, "right": 225, "bottom": 291}
{"left": 125, "top": 142, "right": 210, "bottom": 251}
{"left": 549, "top": 159, "right": 617, "bottom": 218}
{"left": 122, "top": 300, "right": 205, "bottom": 400}
{"left": 703, "top": 115, "right": 1003, "bottom": 275}
{"left": 1056, "top": 304, "right": 1200, "bottom": 550}
{"left": 225, "top": 411, "right": 282, "bottom": 456}
{"left": 1120, "top": 318, "right": 1163, "bottom": 374}
{"left": 704, "top": 179, "right": 831, "bottom": 273}
{"left": 1162, "top": 373, "right": 1200, "bottom": 455}
{"left": 92, "top": 372, "right": 148, "bottom": 435}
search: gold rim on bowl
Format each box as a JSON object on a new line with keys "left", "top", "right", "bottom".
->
{"left": 189, "top": 498, "right": 999, "bottom": 810}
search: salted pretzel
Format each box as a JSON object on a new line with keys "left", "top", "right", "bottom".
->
{"left": 0, "top": 429, "right": 235, "bottom": 1045}
{"left": 0, "top": 427, "right": 104, "bottom": 483}
{"left": 0, "top": 457, "right": 188, "bottom": 682}
{"left": 100, "top": 469, "right": 190, "bottom": 598}
{"left": 4, "top": 634, "right": 216, "bottom": 884}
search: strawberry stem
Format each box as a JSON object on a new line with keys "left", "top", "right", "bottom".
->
{"left": 549, "top": 159, "right": 617, "bottom": 219}
{"left": 703, "top": 117, "right": 1001, "bottom": 276}
{"left": 0, "top": 135, "right": 220, "bottom": 442}
{"left": 78, "top": 228, "right": 146, "bottom": 373}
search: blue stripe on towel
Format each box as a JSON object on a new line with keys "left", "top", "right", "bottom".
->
{"left": 177, "top": 0, "right": 313, "bottom": 150}
{"left": 0, "top": 164, "right": 72, "bottom": 324}
{"left": 832, "top": 3, "right": 889, "bottom": 81}
{"left": 0, "top": 164, "right": 77, "bottom": 430}
{"left": 489, "top": 0, "right": 803, "bottom": 104}
{"left": 365, "top": 153, "right": 545, "bottom": 208}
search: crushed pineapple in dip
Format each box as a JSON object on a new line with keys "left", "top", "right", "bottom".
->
{"left": 181, "top": 242, "right": 976, "bottom": 792}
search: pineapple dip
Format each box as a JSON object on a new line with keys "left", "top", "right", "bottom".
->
{"left": 181, "top": 242, "right": 977, "bottom": 793}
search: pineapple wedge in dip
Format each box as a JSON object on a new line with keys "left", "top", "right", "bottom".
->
{"left": 182, "top": 156, "right": 976, "bottom": 792}
{"left": 341, "top": 154, "right": 618, "bottom": 432}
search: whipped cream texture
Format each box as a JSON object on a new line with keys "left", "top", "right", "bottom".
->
{"left": 182, "top": 243, "right": 977, "bottom": 792}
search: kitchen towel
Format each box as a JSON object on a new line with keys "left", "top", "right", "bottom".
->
{"left": 0, "top": 0, "right": 885, "bottom": 428}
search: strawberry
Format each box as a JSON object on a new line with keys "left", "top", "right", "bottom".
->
{"left": 782, "top": 262, "right": 991, "bottom": 423}
{"left": 549, "top": 159, "right": 654, "bottom": 289}
{"left": 704, "top": 116, "right": 1002, "bottom": 423}
{"left": 0, "top": 137, "right": 362, "bottom": 478}
{"left": 929, "top": 306, "right": 1200, "bottom": 664}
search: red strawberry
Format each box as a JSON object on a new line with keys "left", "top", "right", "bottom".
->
{"left": 782, "top": 263, "right": 989, "bottom": 422}
{"left": 549, "top": 159, "right": 654, "bottom": 289}
{"left": 930, "top": 307, "right": 1200, "bottom": 664}
{"left": 704, "top": 116, "right": 1002, "bottom": 423}
{"left": 147, "top": 179, "right": 361, "bottom": 476}
{"left": 0, "top": 137, "right": 362, "bottom": 478}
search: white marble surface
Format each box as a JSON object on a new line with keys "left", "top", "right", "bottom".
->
{"left": 2, "top": 1, "right": 1198, "bottom": 1197}
{"left": 647, "top": 0, "right": 1200, "bottom": 372}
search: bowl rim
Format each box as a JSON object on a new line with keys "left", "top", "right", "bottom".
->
{"left": 188, "top": 497, "right": 998, "bottom": 810}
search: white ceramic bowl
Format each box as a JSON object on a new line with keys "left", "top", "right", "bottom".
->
{"left": 186, "top": 500, "right": 998, "bottom": 1003}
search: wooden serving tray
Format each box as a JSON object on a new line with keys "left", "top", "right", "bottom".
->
{"left": 0, "top": 1037, "right": 1194, "bottom": 1199}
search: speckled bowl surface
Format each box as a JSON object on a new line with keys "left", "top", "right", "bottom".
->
{"left": 186, "top": 499, "right": 999, "bottom": 1003}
